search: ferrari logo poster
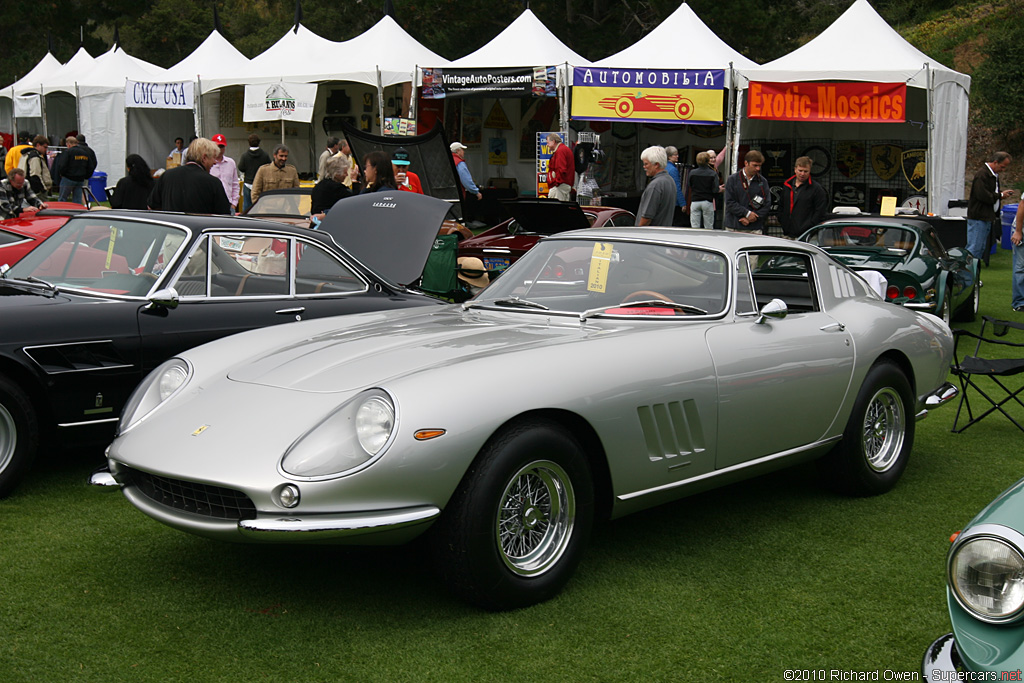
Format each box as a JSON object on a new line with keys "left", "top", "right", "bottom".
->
{"left": 871, "top": 144, "right": 902, "bottom": 181}
{"left": 571, "top": 67, "right": 725, "bottom": 125}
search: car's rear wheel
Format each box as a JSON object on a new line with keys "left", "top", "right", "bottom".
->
{"left": 819, "top": 360, "right": 914, "bottom": 496}
{"left": 431, "top": 418, "right": 593, "bottom": 610}
{"left": 0, "top": 376, "right": 39, "bottom": 498}
{"left": 938, "top": 289, "right": 953, "bottom": 326}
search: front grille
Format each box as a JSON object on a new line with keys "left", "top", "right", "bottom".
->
{"left": 123, "top": 466, "right": 257, "bottom": 520}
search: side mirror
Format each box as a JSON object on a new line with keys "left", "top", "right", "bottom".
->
{"left": 147, "top": 287, "right": 180, "bottom": 310}
{"left": 756, "top": 298, "right": 788, "bottom": 324}
{"left": 507, "top": 220, "right": 520, "bottom": 236}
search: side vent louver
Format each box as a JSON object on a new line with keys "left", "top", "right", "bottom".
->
{"left": 637, "top": 400, "right": 706, "bottom": 468}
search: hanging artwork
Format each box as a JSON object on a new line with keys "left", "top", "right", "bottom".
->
{"left": 871, "top": 144, "right": 902, "bottom": 181}
{"left": 836, "top": 141, "right": 865, "bottom": 178}
{"left": 902, "top": 149, "right": 927, "bottom": 192}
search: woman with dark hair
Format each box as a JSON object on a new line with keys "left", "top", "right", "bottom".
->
{"left": 360, "top": 150, "right": 397, "bottom": 193}
{"left": 110, "top": 154, "right": 154, "bottom": 209}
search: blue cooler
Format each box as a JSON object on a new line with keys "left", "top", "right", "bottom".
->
{"left": 88, "top": 172, "right": 108, "bottom": 202}
{"left": 1003, "top": 204, "right": 1018, "bottom": 250}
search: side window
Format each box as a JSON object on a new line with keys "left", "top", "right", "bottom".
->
{"left": 749, "top": 252, "right": 818, "bottom": 313}
{"left": 295, "top": 241, "right": 366, "bottom": 294}
{"left": 921, "top": 228, "right": 946, "bottom": 258}
{"left": 735, "top": 254, "right": 757, "bottom": 315}
{"left": 611, "top": 213, "right": 636, "bottom": 228}
{"left": 174, "top": 235, "right": 210, "bottom": 296}
{"left": 198, "top": 234, "right": 291, "bottom": 297}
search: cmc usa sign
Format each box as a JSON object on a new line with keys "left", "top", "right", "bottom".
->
{"left": 747, "top": 81, "right": 907, "bottom": 123}
{"left": 125, "top": 81, "right": 194, "bottom": 109}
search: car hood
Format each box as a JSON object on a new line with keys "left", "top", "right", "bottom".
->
{"left": 227, "top": 308, "right": 592, "bottom": 393}
{"left": 966, "top": 476, "right": 1024, "bottom": 530}
{"left": 317, "top": 192, "right": 451, "bottom": 286}
{"left": 501, "top": 199, "right": 592, "bottom": 233}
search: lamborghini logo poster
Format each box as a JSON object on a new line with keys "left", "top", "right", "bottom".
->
{"left": 571, "top": 67, "right": 725, "bottom": 125}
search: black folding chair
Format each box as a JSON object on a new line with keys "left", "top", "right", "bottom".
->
{"left": 950, "top": 316, "right": 1024, "bottom": 433}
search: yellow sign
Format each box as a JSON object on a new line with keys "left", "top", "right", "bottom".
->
{"left": 484, "top": 101, "right": 513, "bottom": 130}
{"left": 105, "top": 227, "right": 117, "bottom": 270}
{"left": 880, "top": 196, "right": 898, "bottom": 216}
{"left": 588, "top": 243, "right": 614, "bottom": 293}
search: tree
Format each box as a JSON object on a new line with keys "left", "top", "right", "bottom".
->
{"left": 971, "top": 17, "right": 1024, "bottom": 151}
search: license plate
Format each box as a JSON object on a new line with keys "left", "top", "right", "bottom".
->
{"left": 483, "top": 257, "right": 511, "bottom": 271}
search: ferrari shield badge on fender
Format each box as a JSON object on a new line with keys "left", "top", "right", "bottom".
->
{"left": 192, "top": 425, "right": 210, "bottom": 437}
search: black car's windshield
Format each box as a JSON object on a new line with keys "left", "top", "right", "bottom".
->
{"left": 8, "top": 217, "right": 188, "bottom": 297}
{"left": 472, "top": 238, "right": 728, "bottom": 316}
{"left": 247, "top": 192, "right": 311, "bottom": 217}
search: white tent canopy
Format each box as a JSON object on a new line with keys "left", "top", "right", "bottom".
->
{"left": 737, "top": 0, "right": 970, "bottom": 213}
{"left": 4, "top": 52, "right": 64, "bottom": 95}
{"left": 166, "top": 30, "right": 251, "bottom": 83}
{"left": 450, "top": 9, "right": 590, "bottom": 67}
{"left": 596, "top": 2, "right": 756, "bottom": 72}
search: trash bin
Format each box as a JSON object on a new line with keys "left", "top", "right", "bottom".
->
{"left": 1002, "top": 204, "right": 1018, "bottom": 250}
{"left": 88, "top": 172, "right": 107, "bottom": 202}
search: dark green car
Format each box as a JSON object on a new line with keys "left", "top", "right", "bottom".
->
{"left": 924, "top": 476, "right": 1024, "bottom": 675}
{"left": 801, "top": 215, "right": 980, "bottom": 325}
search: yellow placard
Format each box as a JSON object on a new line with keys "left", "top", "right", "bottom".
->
{"left": 105, "top": 226, "right": 117, "bottom": 270}
{"left": 880, "top": 196, "right": 897, "bottom": 217}
{"left": 588, "top": 243, "right": 614, "bottom": 293}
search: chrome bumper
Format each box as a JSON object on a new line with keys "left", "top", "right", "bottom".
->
{"left": 923, "top": 633, "right": 962, "bottom": 677}
{"left": 916, "top": 382, "right": 959, "bottom": 420}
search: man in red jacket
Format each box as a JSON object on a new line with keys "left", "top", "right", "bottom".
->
{"left": 545, "top": 133, "right": 574, "bottom": 201}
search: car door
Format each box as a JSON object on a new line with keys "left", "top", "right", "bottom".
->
{"left": 136, "top": 231, "right": 385, "bottom": 374}
{"left": 706, "top": 250, "right": 855, "bottom": 468}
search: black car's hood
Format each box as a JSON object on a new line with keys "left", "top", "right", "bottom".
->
{"left": 317, "top": 192, "right": 451, "bottom": 286}
{"left": 502, "top": 199, "right": 592, "bottom": 234}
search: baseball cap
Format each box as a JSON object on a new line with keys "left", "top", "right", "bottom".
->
{"left": 450, "top": 142, "right": 467, "bottom": 152}
{"left": 212, "top": 133, "right": 227, "bottom": 146}
{"left": 392, "top": 147, "right": 411, "bottom": 166}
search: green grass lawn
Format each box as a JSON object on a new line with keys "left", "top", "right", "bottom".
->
{"left": 2, "top": 247, "right": 1023, "bottom": 681}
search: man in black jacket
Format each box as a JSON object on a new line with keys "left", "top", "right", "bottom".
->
{"left": 780, "top": 156, "right": 829, "bottom": 238}
{"left": 148, "top": 137, "right": 230, "bottom": 215}
{"left": 237, "top": 133, "right": 271, "bottom": 212}
{"left": 58, "top": 134, "right": 98, "bottom": 203}
{"left": 967, "top": 151, "right": 1015, "bottom": 262}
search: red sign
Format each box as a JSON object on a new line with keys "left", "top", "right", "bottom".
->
{"left": 747, "top": 81, "right": 906, "bottom": 123}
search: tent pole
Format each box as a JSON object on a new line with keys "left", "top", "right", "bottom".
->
{"left": 195, "top": 76, "right": 203, "bottom": 138}
{"left": 40, "top": 86, "right": 48, "bottom": 141}
{"left": 74, "top": 83, "right": 81, "bottom": 136}
{"left": 410, "top": 66, "right": 418, "bottom": 119}
{"left": 280, "top": 120, "right": 285, "bottom": 147}
{"left": 924, "top": 62, "right": 933, "bottom": 214}
{"left": 559, "top": 62, "right": 569, "bottom": 135}
{"left": 376, "top": 67, "right": 384, "bottom": 135}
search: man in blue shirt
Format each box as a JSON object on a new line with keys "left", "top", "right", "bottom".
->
{"left": 665, "top": 146, "right": 686, "bottom": 226}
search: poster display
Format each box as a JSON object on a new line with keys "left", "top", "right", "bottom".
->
{"left": 536, "top": 132, "right": 562, "bottom": 198}
{"left": 243, "top": 82, "right": 317, "bottom": 123}
{"left": 571, "top": 67, "right": 725, "bottom": 125}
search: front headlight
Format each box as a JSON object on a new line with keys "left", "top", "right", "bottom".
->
{"left": 119, "top": 358, "right": 192, "bottom": 434}
{"left": 281, "top": 389, "right": 396, "bottom": 479}
{"left": 950, "top": 530, "right": 1024, "bottom": 623}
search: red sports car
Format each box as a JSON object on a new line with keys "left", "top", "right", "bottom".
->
{"left": 458, "top": 199, "right": 635, "bottom": 274}
{"left": 0, "top": 202, "right": 87, "bottom": 268}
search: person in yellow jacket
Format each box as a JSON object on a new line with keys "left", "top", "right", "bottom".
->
{"left": 4, "top": 132, "right": 32, "bottom": 175}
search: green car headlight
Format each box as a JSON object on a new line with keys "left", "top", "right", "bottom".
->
{"left": 119, "top": 358, "right": 192, "bottom": 434}
{"left": 281, "top": 389, "right": 396, "bottom": 479}
{"left": 950, "top": 531, "right": 1024, "bottom": 623}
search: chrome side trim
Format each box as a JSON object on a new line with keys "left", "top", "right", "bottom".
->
{"left": 237, "top": 506, "right": 440, "bottom": 539}
{"left": 22, "top": 340, "right": 135, "bottom": 374}
{"left": 922, "top": 633, "right": 962, "bottom": 677}
{"left": 58, "top": 417, "right": 120, "bottom": 428}
{"left": 618, "top": 436, "right": 842, "bottom": 501}
{"left": 925, "top": 382, "right": 958, "bottom": 408}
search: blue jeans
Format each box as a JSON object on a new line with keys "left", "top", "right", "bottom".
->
{"left": 967, "top": 218, "right": 991, "bottom": 260}
{"left": 1013, "top": 240, "right": 1024, "bottom": 309}
{"left": 59, "top": 177, "right": 88, "bottom": 204}
{"left": 242, "top": 185, "right": 253, "bottom": 213}
{"left": 689, "top": 200, "right": 714, "bottom": 229}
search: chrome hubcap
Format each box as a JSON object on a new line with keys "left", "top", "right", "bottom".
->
{"left": 0, "top": 403, "right": 16, "bottom": 474}
{"left": 862, "top": 387, "right": 905, "bottom": 472}
{"left": 497, "top": 460, "right": 575, "bottom": 576}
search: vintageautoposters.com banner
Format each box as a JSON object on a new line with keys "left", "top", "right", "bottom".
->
{"left": 421, "top": 67, "right": 556, "bottom": 99}
{"left": 571, "top": 67, "right": 725, "bottom": 125}
{"left": 125, "top": 80, "right": 195, "bottom": 109}
{"left": 243, "top": 82, "right": 317, "bottom": 123}
{"left": 747, "top": 81, "right": 907, "bottom": 123}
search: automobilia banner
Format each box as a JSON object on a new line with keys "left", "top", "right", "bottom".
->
{"left": 420, "top": 67, "right": 556, "bottom": 99}
{"left": 570, "top": 67, "right": 725, "bottom": 125}
{"left": 242, "top": 82, "right": 317, "bottom": 123}
{"left": 124, "top": 81, "right": 195, "bottom": 109}
{"left": 747, "top": 81, "right": 907, "bottom": 123}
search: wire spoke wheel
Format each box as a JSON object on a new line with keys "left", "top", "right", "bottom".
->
{"left": 0, "top": 403, "right": 16, "bottom": 474}
{"left": 497, "top": 460, "right": 575, "bottom": 576}
{"left": 861, "top": 387, "right": 905, "bottom": 472}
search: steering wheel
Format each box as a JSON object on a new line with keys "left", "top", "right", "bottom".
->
{"left": 623, "top": 290, "right": 674, "bottom": 303}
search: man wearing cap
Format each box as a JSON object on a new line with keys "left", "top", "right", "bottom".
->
{"left": 545, "top": 133, "right": 574, "bottom": 201}
{"left": 392, "top": 147, "right": 423, "bottom": 194}
{"left": 451, "top": 142, "right": 481, "bottom": 201}
{"left": 209, "top": 133, "right": 239, "bottom": 214}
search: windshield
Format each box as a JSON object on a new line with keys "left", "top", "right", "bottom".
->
{"left": 8, "top": 217, "right": 188, "bottom": 297}
{"left": 247, "top": 192, "right": 311, "bottom": 217}
{"left": 475, "top": 238, "right": 729, "bottom": 316}
{"left": 804, "top": 224, "right": 916, "bottom": 251}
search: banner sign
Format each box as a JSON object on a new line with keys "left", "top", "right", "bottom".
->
{"left": 243, "top": 82, "right": 317, "bottom": 123}
{"left": 570, "top": 67, "right": 725, "bottom": 125}
{"left": 536, "top": 132, "right": 563, "bottom": 198}
{"left": 747, "top": 81, "right": 907, "bottom": 123}
{"left": 125, "top": 80, "right": 194, "bottom": 109}
{"left": 421, "top": 66, "right": 556, "bottom": 99}
{"left": 13, "top": 94, "right": 41, "bottom": 118}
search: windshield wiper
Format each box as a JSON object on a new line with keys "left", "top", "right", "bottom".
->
{"left": 580, "top": 299, "right": 707, "bottom": 322}
{"left": 0, "top": 274, "right": 59, "bottom": 298}
{"left": 464, "top": 296, "right": 550, "bottom": 311}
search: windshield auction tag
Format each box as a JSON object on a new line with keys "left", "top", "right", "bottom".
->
{"left": 105, "top": 227, "right": 117, "bottom": 270}
{"left": 587, "top": 242, "right": 613, "bottom": 293}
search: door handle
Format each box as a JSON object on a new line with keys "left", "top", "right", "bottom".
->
{"left": 276, "top": 307, "right": 306, "bottom": 316}
{"left": 819, "top": 322, "right": 845, "bottom": 332}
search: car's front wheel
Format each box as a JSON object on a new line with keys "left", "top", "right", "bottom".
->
{"left": 819, "top": 360, "right": 914, "bottom": 496}
{"left": 955, "top": 277, "right": 980, "bottom": 322}
{"left": 0, "top": 376, "right": 39, "bottom": 498}
{"left": 432, "top": 418, "right": 594, "bottom": 610}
